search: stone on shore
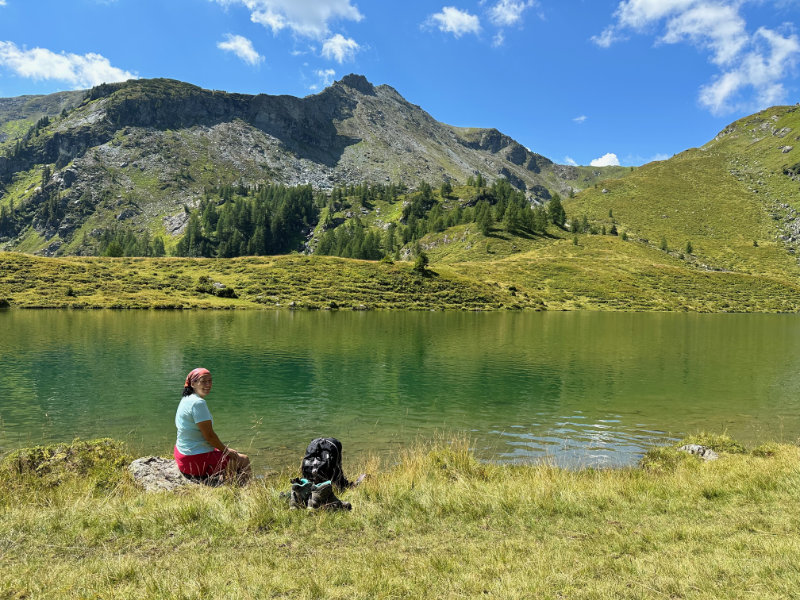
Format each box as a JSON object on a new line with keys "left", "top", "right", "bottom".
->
{"left": 678, "top": 444, "right": 719, "bottom": 461}
{"left": 129, "top": 456, "right": 197, "bottom": 492}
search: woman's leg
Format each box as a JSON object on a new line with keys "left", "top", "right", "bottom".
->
{"left": 224, "top": 450, "right": 251, "bottom": 484}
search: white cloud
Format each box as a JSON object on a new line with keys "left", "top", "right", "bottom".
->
{"left": 488, "top": 0, "right": 534, "bottom": 27}
{"left": 321, "top": 33, "right": 360, "bottom": 63}
{"left": 492, "top": 31, "right": 506, "bottom": 47}
{"left": 0, "top": 1, "right": 7, "bottom": 6}
{"left": 309, "top": 68, "right": 336, "bottom": 90}
{"left": 573, "top": 115, "right": 588, "bottom": 123}
{"left": 564, "top": 156, "right": 578, "bottom": 166}
{"left": 213, "top": 0, "right": 363, "bottom": 39}
{"left": 217, "top": 34, "right": 264, "bottom": 66}
{"left": 591, "top": 26, "right": 620, "bottom": 48}
{"left": 426, "top": 6, "right": 481, "bottom": 38}
{"left": 659, "top": 3, "right": 747, "bottom": 66}
{"left": 595, "top": 1, "right": 800, "bottom": 114}
{"left": 700, "top": 26, "right": 800, "bottom": 113}
{"left": 591, "top": 153, "right": 621, "bottom": 167}
{"left": 0, "top": 41, "right": 136, "bottom": 88}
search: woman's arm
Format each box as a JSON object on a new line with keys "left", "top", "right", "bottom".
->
{"left": 197, "top": 420, "right": 239, "bottom": 454}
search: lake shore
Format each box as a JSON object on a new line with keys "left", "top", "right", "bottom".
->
{"left": 4, "top": 250, "right": 800, "bottom": 312}
{"left": 2, "top": 435, "right": 798, "bottom": 598}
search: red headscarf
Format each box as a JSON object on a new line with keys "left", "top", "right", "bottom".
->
{"left": 185, "top": 367, "right": 211, "bottom": 389}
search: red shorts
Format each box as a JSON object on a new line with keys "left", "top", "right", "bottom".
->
{"left": 174, "top": 446, "right": 229, "bottom": 477}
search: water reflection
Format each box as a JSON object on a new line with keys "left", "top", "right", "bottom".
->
{"left": 1, "top": 310, "right": 799, "bottom": 470}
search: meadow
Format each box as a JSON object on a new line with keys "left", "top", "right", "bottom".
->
{"left": 1, "top": 435, "right": 798, "bottom": 599}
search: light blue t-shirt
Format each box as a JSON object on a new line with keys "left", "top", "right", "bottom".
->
{"left": 175, "top": 394, "right": 214, "bottom": 455}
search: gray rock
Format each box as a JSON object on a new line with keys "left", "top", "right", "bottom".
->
{"left": 163, "top": 212, "right": 189, "bottom": 236}
{"left": 781, "top": 146, "right": 794, "bottom": 153}
{"left": 128, "top": 456, "right": 197, "bottom": 492}
{"left": 678, "top": 444, "right": 719, "bottom": 461}
{"left": 116, "top": 208, "right": 138, "bottom": 220}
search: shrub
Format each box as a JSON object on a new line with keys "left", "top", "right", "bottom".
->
{"left": 214, "top": 286, "right": 238, "bottom": 299}
{"left": 196, "top": 275, "right": 214, "bottom": 294}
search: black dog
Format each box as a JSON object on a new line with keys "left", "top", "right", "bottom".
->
{"left": 301, "top": 437, "right": 351, "bottom": 490}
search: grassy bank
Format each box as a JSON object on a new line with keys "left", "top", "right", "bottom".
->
{"left": 2, "top": 436, "right": 799, "bottom": 599}
{"left": 0, "top": 252, "right": 517, "bottom": 311}
{"left": 5, "top": 247, "right": 800, "bottom": 312}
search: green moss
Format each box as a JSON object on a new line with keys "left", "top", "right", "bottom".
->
{"left": 2, "top": 438, "right": 131, "bottom": 479}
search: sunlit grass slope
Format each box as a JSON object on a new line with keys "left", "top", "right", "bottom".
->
{"left": 408, "top": 105, "right": 800, "bottom": 311}
{"left": 0, "top": 252, "right": 518, "bottom": 310}
{"left": 564, "top": 104, "right": 800, "bottom": 278}
{"left": 428, "top": 233, "right": 800, "bottom": 311}
{"left": 5, "top": 236, "right": 800, "bottom": 312}
{"left": 2, "top": 437, "right": 800, "bottom": 599}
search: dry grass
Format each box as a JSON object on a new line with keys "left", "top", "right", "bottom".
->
{"left": 2, "top": 436, "right": 800, "bottom": 599}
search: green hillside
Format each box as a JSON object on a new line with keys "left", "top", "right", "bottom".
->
{"left": 564, "top": 105, "right": 800, "bottom": 278}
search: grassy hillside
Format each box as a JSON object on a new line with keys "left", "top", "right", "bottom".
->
{"left": 2, "top": 436, "right": 800, "bottom": 599}
{"left": 4, "top": 236, "right": 800, "bottom": 312}
{"left": 564, "top": 105, "right": 800, "bottom": 278}
{"left": 0, "top": 252, "right": 519, "bottom": 311}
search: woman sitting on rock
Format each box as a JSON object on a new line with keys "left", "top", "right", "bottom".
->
{"left": 174, "top": 367, "right": 251, "bottom": 484}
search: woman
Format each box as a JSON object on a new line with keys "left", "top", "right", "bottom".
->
{"left": 174, "top": 367, "right": 251, "bottom": 483}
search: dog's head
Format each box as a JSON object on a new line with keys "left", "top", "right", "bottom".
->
{"left": 301, "top": 437, "right": 343, "bottom": 484}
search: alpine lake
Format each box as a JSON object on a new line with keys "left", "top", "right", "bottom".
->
{"left": 1, "top": 309, "right": 798, "bottom": 472}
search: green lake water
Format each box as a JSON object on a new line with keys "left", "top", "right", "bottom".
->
{"left": 1, "top": 310, "right": 799, "bottom": 471}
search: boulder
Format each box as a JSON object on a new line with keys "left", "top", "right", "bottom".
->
{"left": 128, "top": 456, "right": 197, "bottom": 492}
{"left": 678, "top": 444, "right": 719, "bottom": 461}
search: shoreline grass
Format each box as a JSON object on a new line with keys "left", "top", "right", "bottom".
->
{"left": 2, "top": 436, "right": 799, "bottom": 598}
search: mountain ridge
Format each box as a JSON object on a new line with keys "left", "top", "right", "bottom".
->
{"left": 0, "top": 75, "right": 627, "bottom": 256}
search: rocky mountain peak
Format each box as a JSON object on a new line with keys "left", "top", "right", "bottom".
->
{"left": 335, "top": 74, "right": 376, "bottom": 96}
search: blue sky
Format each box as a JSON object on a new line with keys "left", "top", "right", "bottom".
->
{"left": 0, "top": 0, "right": 798, "bottom": 166}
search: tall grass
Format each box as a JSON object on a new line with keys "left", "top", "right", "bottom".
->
{"left": 2, "top": 436, "right": 799, "bottom": 598}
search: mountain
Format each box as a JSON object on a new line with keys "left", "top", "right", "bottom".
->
{"left": 0, "top": 76, "right": 625, "bottom": 256}
{"left": 412, "top": 103, "right": 800, "bottom": 312}
{"left": 563, "top": 104, "right": 800, "bottom": 277}
{"left": 4, "top": 101, "right": 800, "bottom": 312}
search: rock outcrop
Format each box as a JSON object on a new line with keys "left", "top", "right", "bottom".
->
{"left": 678, "top": 444, "right": 719, "bottom": 461}
{"left": 128, "top": 456, "right": 198, "bottom": 492}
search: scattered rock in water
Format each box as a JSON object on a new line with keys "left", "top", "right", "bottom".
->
{"left": 678, "top": 444, "right": 719, "bottom": 461}
{"left": 129, "top": 456, "right": 197, "bottom": 492}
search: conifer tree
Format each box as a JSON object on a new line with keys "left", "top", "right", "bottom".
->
{"left": 547, "top": 193, "right": 566, "bottom": 227}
